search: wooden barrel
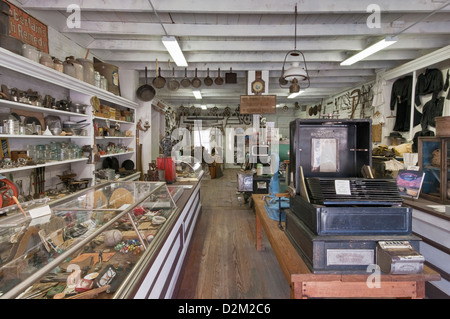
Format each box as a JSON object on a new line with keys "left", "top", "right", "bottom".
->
{"left": 435, "top": 116, "right": 450, "bottom": 136}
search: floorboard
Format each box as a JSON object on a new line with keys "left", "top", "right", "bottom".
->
{"left": 175, "top": 168, "right": 290, "bottom": 299}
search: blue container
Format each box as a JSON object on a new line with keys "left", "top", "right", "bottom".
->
{"left": 264, "top": 195, "right": 289, "bottom": 221}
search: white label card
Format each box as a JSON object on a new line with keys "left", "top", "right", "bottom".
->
{"left": 334, "top": 180, "right": 351, "bottom": 195}
{"left": 28, "top": 205, "right": 52, "bottom": 219}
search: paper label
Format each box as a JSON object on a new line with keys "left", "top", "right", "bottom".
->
{"left": 327, "top": 249, "right": 374, "bottom": 266}
{"left": 28, "top": 205, "right": 52, "bottom": 219}
{"left": 335, "top": 180, "right": 351, "bottom": 195}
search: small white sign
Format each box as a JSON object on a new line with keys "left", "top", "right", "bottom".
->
{"left": 335, "top": 180, "right": 351, "bottom": 195}
{"left": 28, "top": 205, "right": 52, "bottom": 219}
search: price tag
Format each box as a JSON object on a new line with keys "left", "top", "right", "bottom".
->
{"left": 335, "top": 180, "right": 351, "bottom": 195}
{"left": 28, "top": 205, "right": 52, "bottom": 219}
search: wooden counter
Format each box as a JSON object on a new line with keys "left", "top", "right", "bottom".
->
{"left": 252, "top": 194, "right": 441, "bottom": 299}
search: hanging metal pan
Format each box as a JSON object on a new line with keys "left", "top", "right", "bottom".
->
{"left": 192, "top": 68, "right": 201, "bottom": 88}
{"left": 180, "top": 68, "right": 191, "bottom": 88}
{"left": 136, "top": 67, "right": 156, "bottom": 101}
{"left": 225, "top": 67, "right": 237, "bottom": 84}
{"left": 215, "top": 68, "right": 224, "bottom": 85}
{"left": 168, "top": 67, "right": 180, "bottom": 91}
{"left": 152, "top": 59, "right": 166, "bottom": 89}
{"left": 204, "top": 68, "right": 213, "bottom": 86}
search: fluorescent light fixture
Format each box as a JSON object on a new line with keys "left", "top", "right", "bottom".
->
{"left": 201, "top": 105, "right": 207, "bottom": 110}
{"left": 288, "top": 90, "right": 304, "bottom": 99}
{"left": 162, "top": 35, "right": 188, "bottom": 67}
{"left": 340, "top": 36, "right": 398, "bottom": 66}
{"left": 193, "top": 90, "right": 202, "bottom": 99}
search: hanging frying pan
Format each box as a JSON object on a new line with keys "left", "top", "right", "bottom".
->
{"left": 180, "top": 68, "right": 191, "bottom": 88}
{"left": 204, "top": 68, "right": 213, "bottom": 86}
{"left": 215, "top": 68, "right": 224, "bottom": 85}
{"left": 192, "top": 68, "right": 201, "bottom": 88}
{"left": 225, "top": 67, "right": 237, "bottom": 84}
{"left": 168, "top": 67, "right": 180, "bottom": 91}
{"left": 136, "top": 67, "right": 156, "bottom": 101}
{"left": 152, "top": 59, "right": 166, "bottom": 89}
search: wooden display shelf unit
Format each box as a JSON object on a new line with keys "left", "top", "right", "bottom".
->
{"left": 418, "top": 136, "right": 450, "bottom": 204}
{"left": 252, "top": 194, "right": 441, "bottom": 299}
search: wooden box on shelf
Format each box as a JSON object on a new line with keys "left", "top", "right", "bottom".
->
{"left": 418, "top": 136, "right": 450, "bottom": 204}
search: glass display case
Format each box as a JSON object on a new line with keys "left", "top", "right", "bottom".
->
{"left": 175, "top": 156, "right": 205, "bottom": 181}
{"left": 418, "top": 136, "right": 450, "bottom": 204}
{"left": 0, "top": 181, "right": 178, "bottom": 299}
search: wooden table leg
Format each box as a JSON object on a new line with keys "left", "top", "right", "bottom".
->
{"left": 256, "top": 213, "right": 264, "bottom": 251}
{"left": 415, "top": 281, "right": 425, "bottom": 299}
{"left": 290, "top": 281, "right": 305, "bottom": 299}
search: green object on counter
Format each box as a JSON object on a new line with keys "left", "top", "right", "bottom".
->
{"left": 278, "top": 144, "right": 289, "bottom": 162}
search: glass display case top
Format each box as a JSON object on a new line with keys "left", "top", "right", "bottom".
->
{"left": 0, "top": 181, "right": 177, "bottom": 299}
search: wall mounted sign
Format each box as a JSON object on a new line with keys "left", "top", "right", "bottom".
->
{"left": 6, "top": 0, "right": 49, "bottom": 53}
{"left": 240, "top": 95, "right": 276, "bottom": 114}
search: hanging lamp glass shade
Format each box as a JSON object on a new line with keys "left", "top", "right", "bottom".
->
{"left": 284, "top": 62, "right": 308, "bottom": 81}
{"left": 280, "top": 50, "right": 310, "bottom": 91}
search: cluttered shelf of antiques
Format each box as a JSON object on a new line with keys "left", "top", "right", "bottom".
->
{"left": 371, "top": 132, "right": 450, "bottom": 219}
{"left": 0, "top": 38, "right": 144, "bottom": 209}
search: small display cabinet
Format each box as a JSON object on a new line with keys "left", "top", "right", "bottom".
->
{"left": 418, "top": 136, "right": 450, "bottom": 204}
{"left": 0, "top": 181, "right": 179, "bottom": 299}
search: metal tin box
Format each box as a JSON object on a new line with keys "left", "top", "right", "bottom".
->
{"left": 290, "top": 195, "right": 412, "bottom": 236}
{"left": 285, "top": 210, "right": 421, "bottom": 273}
{"left": 237, "top": 171, "right": 254, "bottom": 192}
{"left": 376, "top": 241, "right": 425, "bottom": 274}
{"left": 253, "top": 175, "right": 271, "bottom": 194}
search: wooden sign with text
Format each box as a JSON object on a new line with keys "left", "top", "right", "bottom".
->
{"left": 5, "top": 0, "right": 49, "bottom": 53}
{"left": 240, "top": 95, "right": 277, "bottom": 114}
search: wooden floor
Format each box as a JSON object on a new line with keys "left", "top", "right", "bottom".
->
{"left": 175, "top": 168, "right": 290, "bottom": 299}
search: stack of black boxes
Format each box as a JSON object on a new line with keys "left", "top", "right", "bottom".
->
{"left": 286, "top": 119, "right": 422, "bottom": 273}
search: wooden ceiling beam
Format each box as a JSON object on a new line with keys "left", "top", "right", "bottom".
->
{"left": 19, "top": 0, "right": 450, "bottom": 14}
{"left": 59, "top": 21, "right": 450, "bottom": 37}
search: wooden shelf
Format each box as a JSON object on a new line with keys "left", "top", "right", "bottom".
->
{"left": 0, "top": 99, "right": 90, "bottom": 117}
{"left": 93, "top": 116, "right": 135, "bottom": 124}
{"left": 99, "top": 151, "right": 134, "bottom": 158}
{"left": 0, "top": 47, "right": 138, "bottom": 109}
{"left": 0, "top": 134, "right": 91, "bottom": 139}
{"left": 0, "top": 157, "right": 89, "bottom": 174}
{"left": 96, "top": 136, "right": 134, "bottom": 140}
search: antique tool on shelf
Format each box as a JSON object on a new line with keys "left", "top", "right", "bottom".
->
{"left": 57, "top": 173, "right": 89, "bottom": 193}
{"left": 26, "top": 171, "right": 33, "bottom": 201}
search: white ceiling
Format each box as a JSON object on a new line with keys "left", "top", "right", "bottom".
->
{"left": 13, "top": 0, "right": 450, "bottom": 109}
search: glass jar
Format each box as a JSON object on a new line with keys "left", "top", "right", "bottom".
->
{"left": 95, "top": 71, "right": 101, "bottom": 88}
{"left": 27, "top": 145, "right": 36, "bottom": 161}
{"left": 35, "top": 145, "right": 46, "bottom": 164}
